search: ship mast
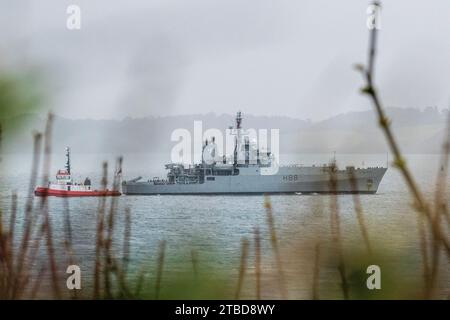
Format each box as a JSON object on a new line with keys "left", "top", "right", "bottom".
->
{"left": 236, "top": 111, "right": 242, "bottom": 129}
{"left": 65, "top": 147, "right": 71, "bottom": 174}
{"left": 233, "top": 111, "right": 242, "bottom": 166}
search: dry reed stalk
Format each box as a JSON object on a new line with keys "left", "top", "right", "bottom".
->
{"left": 13, "top": 115, "right": 59, "bottom": 298}
{"left": 29, "top": 265, "right": 46, "bottom": 299}
{"left": 63, "top": 198, "right": 74, "bottom": 264}
{"left": 93, "top": 161, "right": 108, "bottom": 299}
{"left": 12, "top": 132, "right": 42, "bottom": 299}
{"left": 122, "top": 207, "right": 131, "bottom": 275}
{"left": 312, "top": 242, "right": 321, "bottom": 300}
{"left": 444, "top": 204, "right": 450, "bottom": 230}
{"left": 235, "top": 238, "right": 249, "bottom": 300}
{"left": 19, "top": 210, "right": 49, "bottom": 295}
{"left": 44, "top": 158, "right": 59, "bottom": 296}
{"left": 348, "top": 171, "right": 373, "bottom": 255}
{"left": 4, "top": 192, "right": 18, "bottom": 296}
{"left": 39, "top": 113, "right": 60, "bottom": 299}
{"left": 416, "top": 214, "right": 430, "bottom": 297}
{"left": 16, "top": 215, "right": 45, "bottom": 297}
{"left": 133, "top": 264, "right": 147, "bottom": 298}
{"left": 62, "top": 198, "right": 78, "bottom": 299}
{"left": 264, "top": 195, "right": 288, "bottom": 299}
{"left": 42, "top": 214, "right": 61, "bottom": 299}
{"left": 8, "top": 192, "right": 17, "bottom": 254}
{"left": 112, "top": 256, "right": 132, "bottom": 299}
{"left": 103, "top": 221, "right": 113, "bottom": 297}
{"left": 0, "top": 210, "right": 6, "bottom": 297}
{"left": 254, "top": 227, "right": 261, "bottom": 300}
{"left": 103, "top": 157, "right": 122, "bottom": 298}
{"left": 329, "top": 169, "right": 349, "bottom": 299}
{"left": 113, "top": 206, "right": 132, "bottom": 299}
{"left": 38, "top": 113, "right": 53, "bottom": 209}
{"left": 0, "top": 123, "right": 2, "bottom": 162}
{"left": 155, "top": 240, "right": 166, "bottom": 300}
{"left": 357, "top": 3, "right": 450, "bottom": 279}
{"left": 0, "top": 127, "right": 3, "bottom": 297}
{"left": 0, "top": 141, "right": 5, "bottom": 297}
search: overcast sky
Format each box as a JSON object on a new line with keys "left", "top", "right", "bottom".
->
{"left": 1, "top": 0, "right": 450, "bottom": 120}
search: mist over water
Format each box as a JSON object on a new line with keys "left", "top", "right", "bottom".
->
{"left": 1, "top": 153, "right": 448, "bottom": 298}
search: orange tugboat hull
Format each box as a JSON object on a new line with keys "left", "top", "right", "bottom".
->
{"left": 34, "top": 187, "right": 121, "bottom": 197}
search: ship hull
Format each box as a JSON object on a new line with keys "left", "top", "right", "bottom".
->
{"left": 34, "top": 187, "right": 121, "bottom": 197}
{"left": 122, "top": 166, "right": 387, "bottom": 195}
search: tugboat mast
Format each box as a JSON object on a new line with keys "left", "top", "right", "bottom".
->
{"left": 65, "top": 147, "right": 71, "bottom": 174}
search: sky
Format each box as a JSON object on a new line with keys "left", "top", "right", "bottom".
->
{"left": 1, "top": 0, "right": 450, "bottom": 120}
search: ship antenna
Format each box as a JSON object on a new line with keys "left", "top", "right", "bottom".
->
{"left": 236, "top": 111, "right": 242, "bottom": 129}
{"left": 65, "top": 147, "right": 71, "bottom": 174}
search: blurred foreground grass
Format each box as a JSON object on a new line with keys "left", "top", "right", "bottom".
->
{"left": 0, "top": 69, "right": 44, "bottom": 114}
{"left": 0, "top": 2, "right": 449, "bottom": 299}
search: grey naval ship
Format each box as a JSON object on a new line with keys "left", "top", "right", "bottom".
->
{"left": 122, "top": 112, "right": 387, "bottom": 195}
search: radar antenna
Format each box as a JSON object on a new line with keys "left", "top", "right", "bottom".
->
{"left": 236, "top": 111, "right": 242, "bottom": 129}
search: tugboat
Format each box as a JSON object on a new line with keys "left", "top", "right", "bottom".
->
{"left": 34, "top": 147, "right": 121, "bottom": 197}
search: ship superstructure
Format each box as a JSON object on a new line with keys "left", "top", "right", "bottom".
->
{"left": 122, "top": 112, "right": 387, "bottom": 195}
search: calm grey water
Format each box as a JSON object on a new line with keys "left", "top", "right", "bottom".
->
{"left": 0, "top": 153, "right": 448, "bottom": 298}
